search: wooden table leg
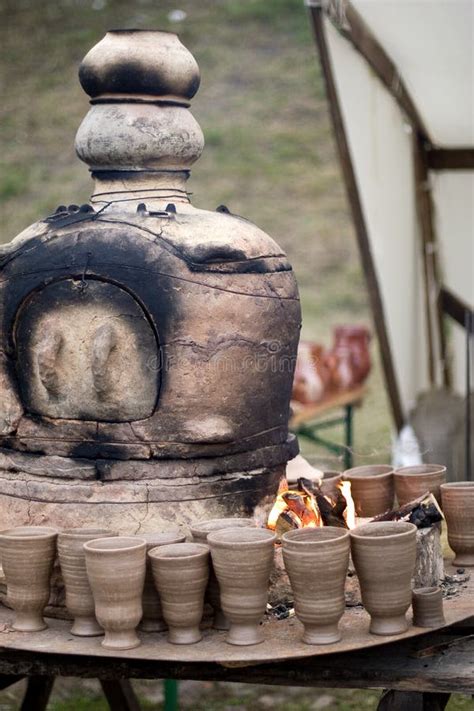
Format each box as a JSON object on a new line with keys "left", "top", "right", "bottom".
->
{"left": 99, "top": 679, "right": 141, "bottom": 711}
{"left": 377, "top": 690, "right": 451, "bottom": 711}
{"left": 20, "top": 676, "right": 55, "bottom": 711}
{"left": 0, "top": 675, "right": 23, "bottom": 691}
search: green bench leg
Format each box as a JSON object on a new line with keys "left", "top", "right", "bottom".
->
{"left": 164, "top": 679, "right": 179, "bottom": 711}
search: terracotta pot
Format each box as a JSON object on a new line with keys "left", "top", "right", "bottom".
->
{"left": 148, "top": 542, "right": 209, "bottom": 644}
{"left": 282, "top": 527, "right": 350, "bottom": 644}
{"left": 292, "top": 341, "right": 330, "bottom": 404}
{"left": 191, "top": 518, "right": 254, "bottom": 630}
{"left": 326, "top": 344, "right": 356, "bottom": 391}
{"left": 394, "top": 464, "right": 446, "bottom": 506}
{"left": 0, "top": 526, "right": 57, "bottom": 631}
{"left": 84, "top": 537, "right": 146, "bottom": 650}
{"left": 441, "top": 482, "right": 474, "bottom": 566}
{"left": 350, "top": 521, "right": 417, "bottom": 635}
{"left": 334, "top": 325, "right": 371, "bottom": 384}
{"left": 322, "top": 470, "right": 342, "bottom": 480}
{"left": 139, "top": 530, "right": 186, "bottom": 632}
{"left": 58, "top": 528, "right": 116, "bottom": 636}
{"left": 412, "top": 587, "right": 445, "bottom": 628}
{"left": 207, "top": 528, "right": 276, "bottom": 646}
{"left": 343, "top": 465, "right": 394, "bottom": 517}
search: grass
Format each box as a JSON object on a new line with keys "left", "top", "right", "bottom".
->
{"left": 0, "top": 0, "right": 412, "bottom": 707}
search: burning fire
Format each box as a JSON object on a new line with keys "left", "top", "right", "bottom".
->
{"left": 267, "top": 476, "right": 356, "bottom": 534}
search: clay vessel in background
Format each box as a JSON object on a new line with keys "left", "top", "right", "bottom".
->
{"left": 191, "top": 518, "right": 254, "bottom": 630}
{"left": 84, "top": 537, "right": 146, "bottom": 650}
{"left": 0, "top": 526, "right": 57, "bottom": 631}
{"left": 148, "top": 542, "right": 209, "bottom": 644}
{"left": 58, "top": 528, "right": 116, "bottom": 636}
{"left": 350, "top": 521, "right": 417, "bottom": 635}
{"left": 441, "top": 482, "right": 474, "bottom": 566}
{"left": 326, "top": 343, "right": 356, "bottom": 391}
{"left": 322, "top": 470, "right": 342, "bottom": 480}
{"left": 292, "top": 341, "right": 330, "bottom": 404}
{"left": 282, "top": 527, "right": 350, "bottom": 644}
{"left": 394, "top": 464, "right": 446, "bottom": 505}
{"left": 343, "top": 465, "right": 394, "bottom": 517}
{"left": 334, "top": 325, "right": 371, "bottom": 384}
{"left": 412, "top": 587, "right": 445, "bottom": 628}
{"left": 139, "top": 530, "right": 186, "bottom": 632}
{"left": 207, "top": 528, "right": 276, "bottom": 646}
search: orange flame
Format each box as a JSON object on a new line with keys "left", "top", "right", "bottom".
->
{"left": 339, "top": 480, "right": 356, "bottom": 529}
{"left": 267, "top": 476, "right": 357, "bottom": 532}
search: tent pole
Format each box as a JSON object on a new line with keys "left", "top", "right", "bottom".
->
{"left": 306, "top": 2, "right": 404, "bottom": 432}
{"left": 413, "top": 135, "right": 450, "bottom": 388}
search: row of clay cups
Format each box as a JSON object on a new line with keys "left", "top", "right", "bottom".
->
{"left": 342, "top": 464, "right": 448, "bottom": 517}
{"left": 0, "top": 522, "right": 274, "bottom": 649}
{"left": 283, "top": 521, "right": 421, "bottom": 644}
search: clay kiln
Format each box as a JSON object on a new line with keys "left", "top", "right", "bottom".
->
{"left": 0, "top": 31, "right": 300, "bottom": 533}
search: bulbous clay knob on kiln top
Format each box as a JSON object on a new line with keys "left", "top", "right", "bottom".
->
{"left": 75, "top": 30, "right": 204, "bottom": 176}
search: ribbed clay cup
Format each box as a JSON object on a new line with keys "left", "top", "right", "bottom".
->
{"left": 350, "top": 521, "right": 417, "bottom": 635}
{"left": 207, "top": 528, "right": 276, "bottom": 646}
{"left": 84, "top": 537, "right": 146, "bottom": 650}
{"left": 412, "top": 587, "right": 445, "bottom": 628}
{"left": 394, "top": 464, "right": 446, "bottom": 505}
{"left": 138, "top": 530, "right": 186, "bottom": 632}
{"left": 148, "top": 542, "right": 209, "bottom": 644}
{"left": 58, "top": 528, "right": 116, "bottom": 636}
{"left": 282, "top": 527, "right": 350, "bottom": 644}
{"left": 191, "top": 518, "right": 254, "bottom": 630}
{"left": 343, "top": 465, "right": 394, "bottom": 517}
{"left": 0, "top": 526, "right": 57, "bottom": 632}
{"left": 441, "top": 482, "right": 474, "bottom": 566}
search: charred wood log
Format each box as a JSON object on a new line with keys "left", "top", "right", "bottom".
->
{"left": 373, "top": 493, "right": 443, "bottom": 529}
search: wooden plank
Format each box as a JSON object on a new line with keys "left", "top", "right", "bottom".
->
{"left": 0, "top": 630, "right": 472, "bottom": 693}
{"left": 324, "top": 1, "right": 430, "bottom": 141}
{"left": 426, "top": 148, "right": 474, "bottom": 171}
{"left": 412, "top": 134, "right": 449, "bottom": 387}
{"left": 290, "top": 385, "right": 366, "bottom": 427}
{"left": 307, "top": 5, "right": 405, "bottom": 430}
{"left": 439, "top": 288, "right": 474, "bottom": 331}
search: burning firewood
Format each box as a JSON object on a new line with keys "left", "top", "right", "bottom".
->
{"left": 372, "top": 492, "right": 444, "bottom": 528}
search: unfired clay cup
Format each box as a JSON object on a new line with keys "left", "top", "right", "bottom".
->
{"left": 282, "top": 527, "right": 350, "bottom": 644}
{"left": 190, "top": 518, "right": 254, "bottom": 630}
{"left": 84, "top": 537, "right": 146, "bottom": 650}
{"left": 139, "top": 530, "right": 186, "bottom": 632}
{"left": 207, "top": 528, "right": 276, "bottom": 646}
{"left": 412, "top": 587, "right": 445, "bottom": 628}
{"left": 441, "top": 481, "right": 474, "bottom": 566}
{"left": 343, "top": 465, "right": 394, "bottom": 517}
{"left": 0, "top": 526, "right": 58, "bottom": 632}
{"left": 350, "top": 521, "right": 417, "bottom": 635}
{"left": 148, "top": 542, "right": 209, "bottom": 644}
{"left": 58, "top": 528, "right": 116, "bottom": 636}
{"left": 394, "top": 464, "right": 446, "bottom": 505}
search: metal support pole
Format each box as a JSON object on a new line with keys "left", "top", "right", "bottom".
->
{"left": 164, "top": 679, "right": 179, "bottom": 711}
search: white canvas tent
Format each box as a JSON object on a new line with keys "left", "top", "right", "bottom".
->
{"left": 307, "top": 0, "right": 473, "bottom": 451}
